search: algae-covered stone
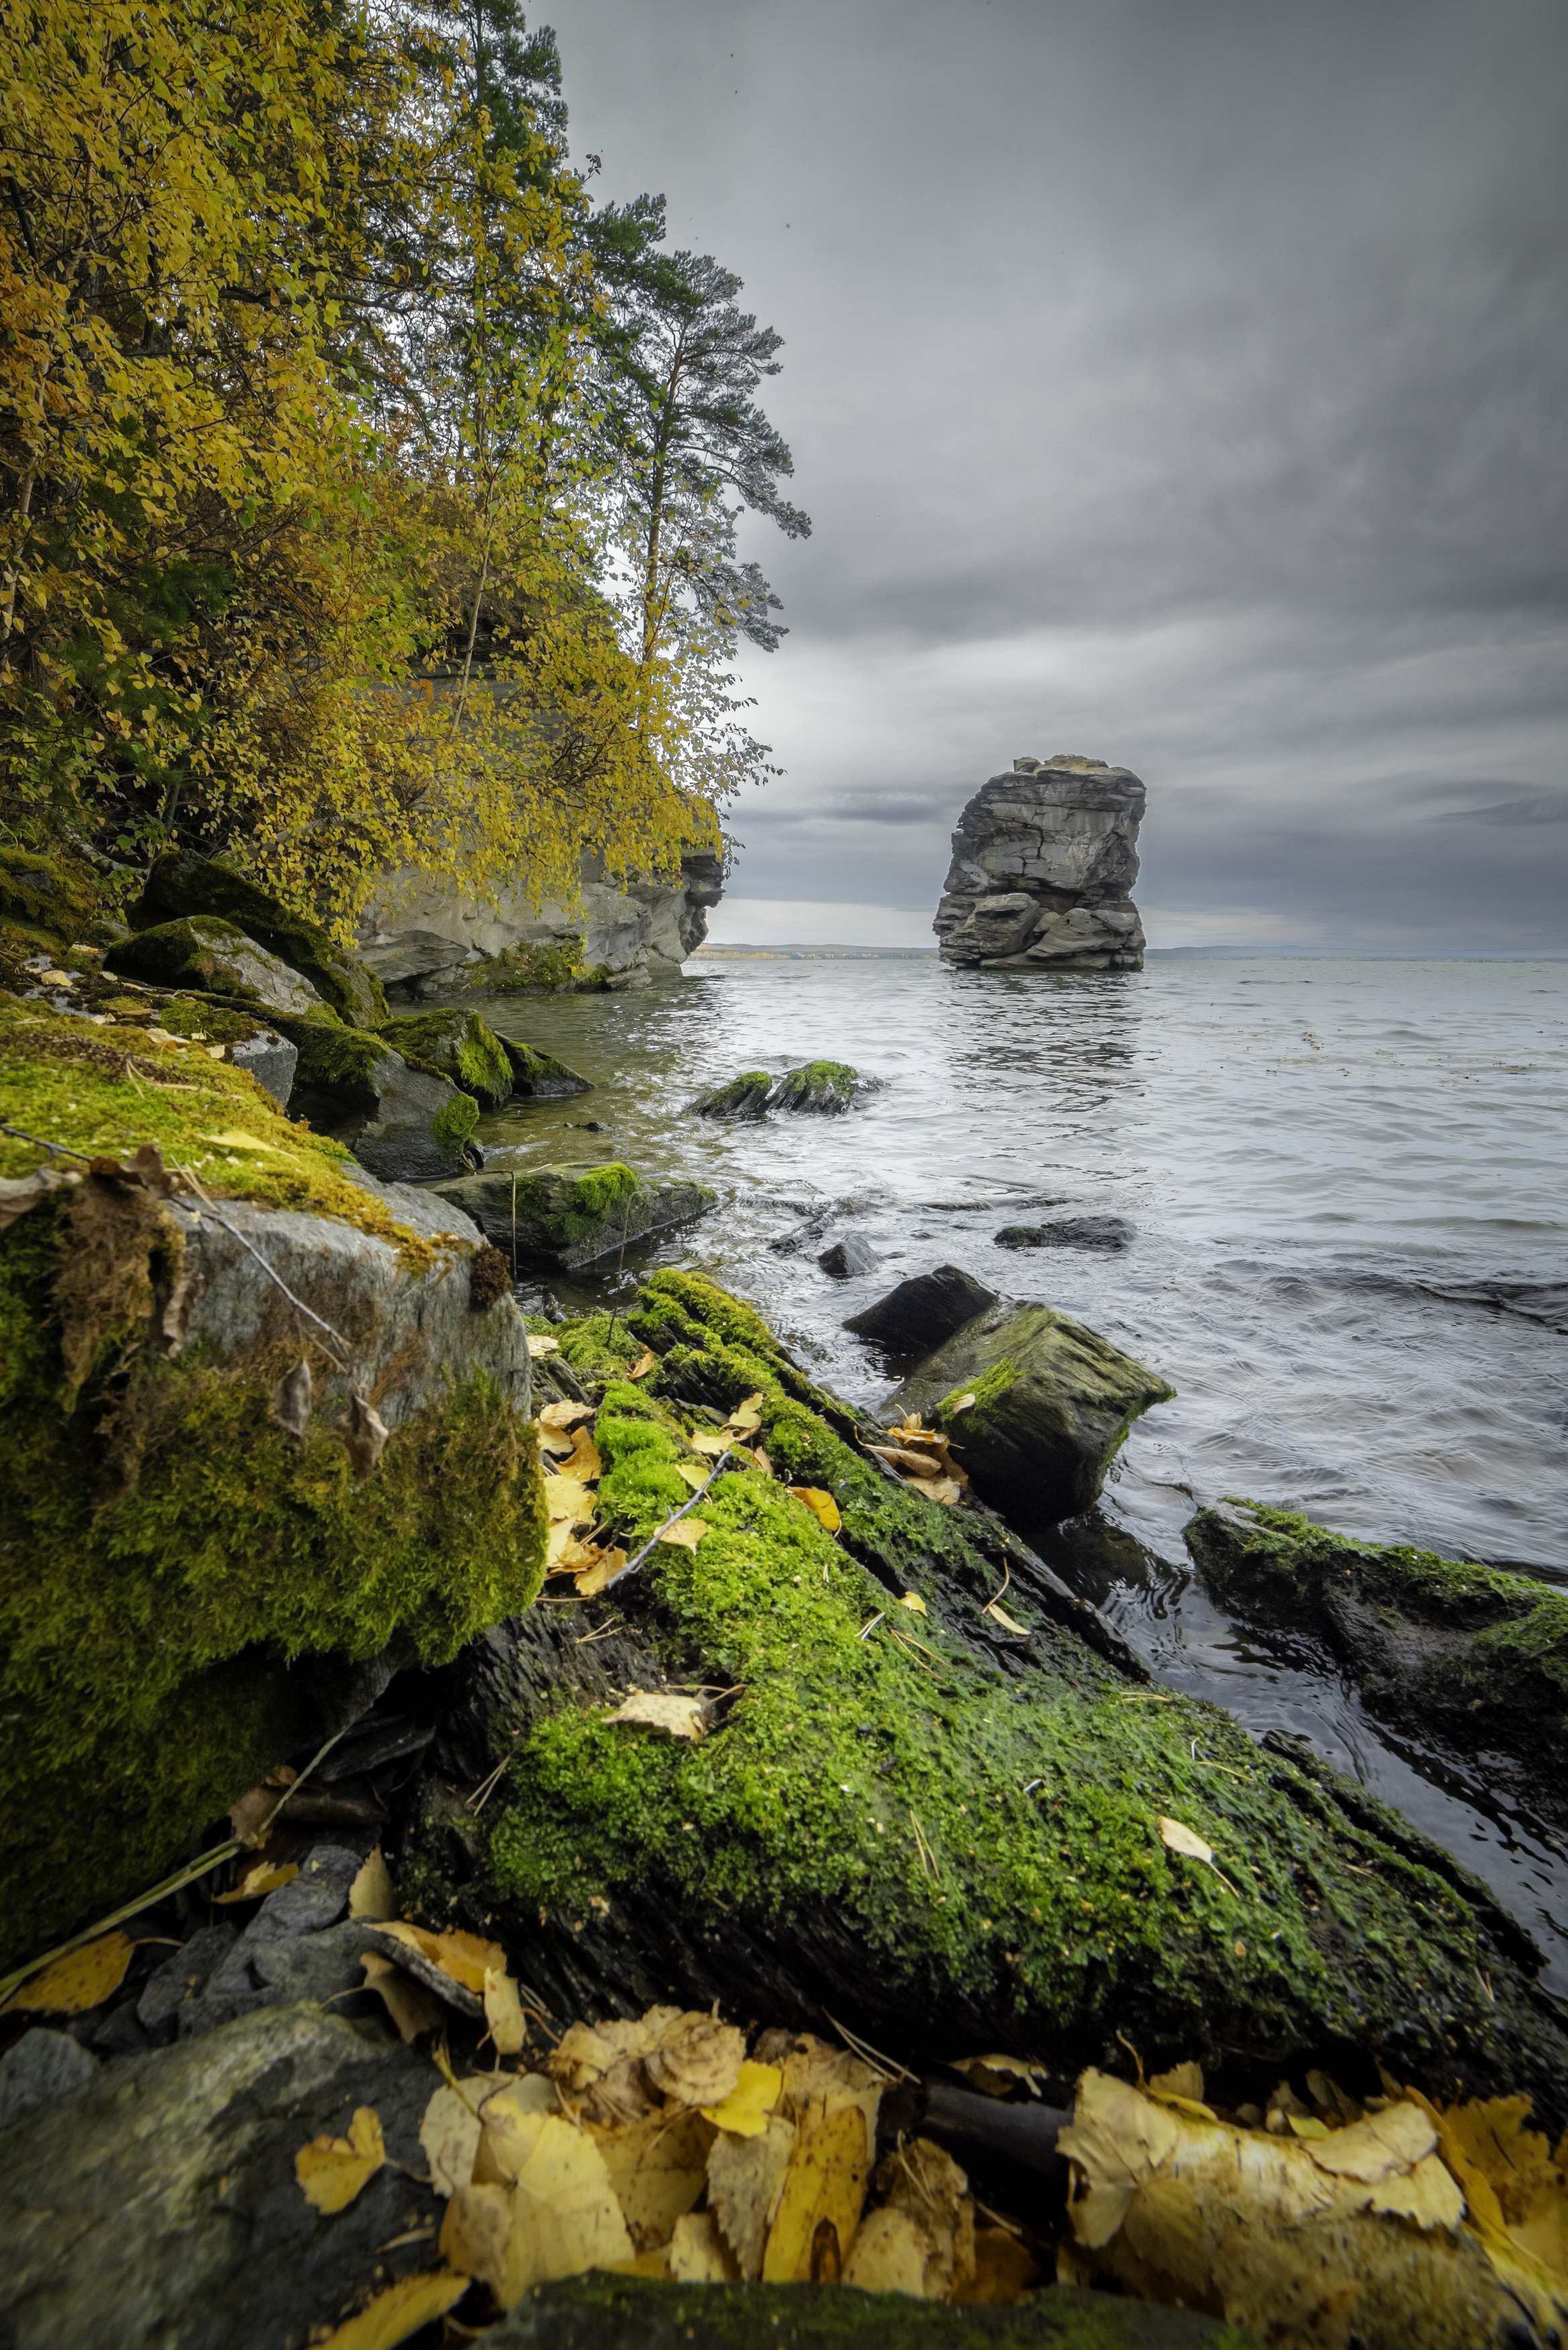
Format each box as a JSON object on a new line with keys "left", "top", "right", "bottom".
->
{"left": 381, "top": 1007, "right": 515, "bottom": 1109}
{"left": 1188, "top": 1501, "right": 1568, "bottom": 1822}
{"left": 251, "top": 1007, "right": 480, "bottom": 1181}
{"left": 129, "top": 852, "right": 387, "bottom": 1029}
{"left": 0, "top": 1003, "right": 546, "bottom": 1966}
{"left": 502, "top": 1037, "right": 592, "bottom": 1098}
{"left": 0, "top": 844, "right": 101, "bottom": 953}
{"left": 105, "top": 915, "right": 326, "bottom": 1015}
{"left": 434, "top": 1160, "right": 716, "bottom": 1270}
{"left": 691, "top": 1068, "right": 774, "bottom": 1121}
{"left": 409, "top": 1270, "right": 1568, "bottom": 2124}
{"left": 887, "top": 1301, "right": 1174, "bottom": 1524}
{"left": 691, "top": 1063, "right": 864, "bottom": 1120}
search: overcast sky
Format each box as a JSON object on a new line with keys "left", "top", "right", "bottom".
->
{"left": 552, "top": 0, "right": 1568, "bottom": 947}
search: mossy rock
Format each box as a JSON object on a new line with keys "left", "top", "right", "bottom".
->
{"left": 381, "top": 1010, "right": 514, "bottom": 1109}
{"left": 0, "top": 1003, "right": 546, "bottom": 1965}
{"left": 691, "top": 1069, "right": 774, "bottom": 1121}
{"left": 407, "top": 1270, "right": 1568, "bottom": 2126}
{"left": 130, "top": 853, "right": 387, "bottom": 1030}
{"left": 433, "top": 1161, "right": 716, "bottom": 1270}
{"left": 501, "top": 1037, "right": 591, "bottom": 1098}
{"left": 486, "top": 2274, "right": 1253, "bottom": 2349}
{"left": 771, "top": 1059, "right": 861, "bottom": 1113}
{"left": 0, "top": 845, "right": 101, "bottom": 953}
{"left": 886, "top": 1301, "right": 1175, "bottom": 1525}
{"left": 1187, "top": 1502, "right": 1568, "bottom": 1821}
{"left": 105, "top": 916, "right": 326, "bottom": 1016}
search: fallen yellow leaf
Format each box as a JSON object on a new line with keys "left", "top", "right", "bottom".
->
{"left": 360, "top": 1952, "right": 446, "bottom": 2042}
{"left": 677, "top": 1459, "right": 711, "bottom": 1489}
{"left": 348, "top": 1846, "right": 396, "bottom": 1922}
{"left": 788, "top": 1487, "right": 841, "bottom": 1534}
{"left": 983, "top": 1601, "right": 1028, "bottom": 1634}
{"left": 213, "top": 1860, "right": 298, "bottom": 1904}
{"left": 752, "top": 1445, "right": 774, "bottom": 1478}
{"left": 658, "top": 1517, "right": 708, "bottom": 1550}
{"left": 573, "top": 1546, "right": 628, "bottom": 1597}
{"left": 595, "top": 2106, "right": 713, "bottom": 2249}
{"left": 840, "top": 2202, "right": 931, "bottom": 2295}
{"left": 538, "top": 1399, "right": 595, "bottom": 1432}
{"left": 709, "top": 2115, "right": 797, "bottom": 2279}
{"left": 957, "top": 2225, "right": 1041, "bottom": 2304}
{"left": 703, "top": 2060, "right": 783, "bottom": 2138}
{"left": 420, "top": 2077, "right": 497, "bottom": 2198}
{"left": 311, "top": 2271, "right": 469, "bottom": 2350}
{"left": 527, "top": 1333, "right": 559, "bottom": 1359}
{"left": 558, "top": 1425, "right": 603, "bottom": 1483}
{"left": 484, "top": 1966, "right": 528, "bottom": 2055}
{"left": 7, "top": 1930, "right": 134, "bottom": 2014}
{"left": 443, "top": 2110, "right": 632, "bottom": 2304}
{"left": 762, "top": 2103, "right": 870, "bottom": 2282}
{"left": 296, "top": 2106, "right": 385, "bottom": 2212}
{"left": 629, "top": 1347, "right": 657, "bottom": 1380}
{"left": 899, "top": 1592, "right": 928, "bottom": 1616}
{"left": 669, "top": 2209, "right": 739, "bottom": 2280}
{"left": 377, "top": 1920, "right": 506, "bottom": 1997}
{"left": 603, "top": 1690, "right": 713, "bottom": 1740}
{"left": 724, "top": 1393, "right": 765, "bottom": 1432}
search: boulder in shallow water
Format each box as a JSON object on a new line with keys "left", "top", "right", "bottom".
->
{"left": 380, "top": 1006, "right": 514, "bottom": 1108}
{"left": 130, "top": 851, "right": 387, "bottom": 1029}
{"left": 886, "top": 1299, "right": 1174, "bottom": 1523}
{"left": 501, "top": 1036, "right": 592, "bottom": 1098}
{"left": 994, "top": 1215, "right": 1134, "bottom": 1252}
{"left": 844, "top": 1264, "right": 999, "bottom": 1355}
{"left": 934, "top": 757, "right": 1146, "bottom": 972}
{"left": 106, "top": 915, "right": 326, "bottom": 1015}
{"left": 258, "top": 1009, "right": 481, "bottom": 1180}
{"left": 691, "top": 1062, "right": 864, "bottom": 1119}
{"left": 689, "top": 1068, "right": 775, "bottom": 1120}
{"left": 433, "top": 1159, "right": 716, "bottom": 1270}
{"left": 818, "top": 1231, "right": 881, "bottom": 1279}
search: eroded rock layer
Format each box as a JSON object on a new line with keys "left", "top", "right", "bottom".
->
{"left": 934, "top": 756, "right": 1146, "bottom": 972}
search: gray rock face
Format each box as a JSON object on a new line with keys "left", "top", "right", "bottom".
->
{"left": 362, "top": 847, "right": 726, "bottom": 999}
{"left": 844, "top": 1266, "right": 1000, "bottom": 1356}
{"left": 934, "top": 756, "right": 1146, "bottom": 971}
{"left": 228, "top": 1027, "right": 297, "bottom": 1107}
{"left": 0, "top": 2030, "right": 97, "bottom": 2136}
{"left": 434, "top": 1161, "right": 716, "bottom": 1270}
{"left": 106, "top": 916, "right": 328, "bottom": 1013}
{"left": 0, "top": 2003, "right": 446, "bottom": 2350}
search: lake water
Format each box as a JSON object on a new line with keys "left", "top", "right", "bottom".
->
{"left": 467, "top": 953, "right": 1568, "bottom": 1988}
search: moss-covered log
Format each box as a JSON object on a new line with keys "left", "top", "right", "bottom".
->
{"left": 1188, "top": 1502, "right": 1568, "bottom": 1824}
{"left": 0, "top": 1004, "right": 546, "bottom": 1966}
{"left": 398, "top": 1273, "right": 1568, "bottom": 2128}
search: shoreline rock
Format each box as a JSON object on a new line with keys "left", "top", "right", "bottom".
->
{"left": 691, "top": 1061, "right": 865, "bottom": 1119}
{"left": 432, "top": 1160, "right": 717, "bottom": 1270}
{"left": 934, "top": 757, "right": 1146, "bottom": 972}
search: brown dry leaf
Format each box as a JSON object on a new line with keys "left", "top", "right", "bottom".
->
{"left": 270, "top": 1358, "right": 312, "bottom": 1439}
{"left": 723, "top": 1393, "right": 765, "bottom": 1433}
{"left": 777, "top": 2034, "right": 886, "bottom": 2150}
{"left": 213, "top": 1860, "right": 298, "bottom": 1905}
{"left": 762, "top": 2102, "right": 871, "bottom": 2282}
{"left": 948, "top": 2053, "right": 1052, "bottom": 2100}
{"left": 310, "top": 2271, "right": 469, "bottom": 2350}
{"left": 1414, "top": 2088, "right": 1568, "bottom": 2331}
{"left": 596, "top": 2106, "right": 714, "bottom": 2251}
{"left": 573, "top": 1546, "right": 628, "bottom": 1597}
{"left": 295, "top": 2106, "right": 385, "bottom": 2212}
{"left": 876, "top": 2137, "right": 975, "bottom": 2298}
{"left": 0, "top": 1166, "right": 75, "bottom": 1232}
{"left": 1368, "top": 2154, "right": 1467, "bottom": 2230}
{"left": 360, "top": 1952, "right": 447, "bottom": 2042}
{"left": 983, "top": 1601, "right": 1030, "bottom": 1635}
{"left": 444, "top": 2111, "right": 632, "bottom": 2304}
{"left": 420, "top": 2077, "right": 500, "bottom": 2198}
{"left": 1148, "top": 2062, "right": 1206, "bottom": 2104}
{"left": 658, "top": 1517, "right": 708, "bottom": 1551}
{"left": 787, "top": 1486, "right": 841, "bottom": 1534}
{"left": 841, "top": 2204, "right": 932, "bottom": 2296}
{"left": 1304, "top": 2102, "right": 1436, "bottom": 2183}
{"left": 527, "top": 1333, "right": 560, "bottom": 1359}
{"left": 336, "top": 1390, "right": 389, "bottom": 1480}
{"left": 867, "top": 1444, "right": 946, "bottom": 1480}
{"left": 603, "top": 1689, "right": 713, "bottom": 1742}
{"left": 688, "top": 1429, "right": 733, "bottom": 1458}
{"left": 348, "top": 1847, "right": 396, "bottom": 1922}
{"left": 1158, "top": 1815, "right": 1238, "bottom": 1893}
{"left": 485, "top": 1967, "right": 528, "bottom": 2056}
{"left": 535, "top": 1421, "right": 579, "bottom": 1458}
{"left": 920, "top": 1477, "right": 964, "bottom": 1507}
{"left": 646, "top": 2014, "right": 746, "bottom": 2108}
{"left": 702, "top": 2061, "right": 783, "bottom": 2138}
{"left": 228, "top": 1767, "right": 293, "bottom": 1843}
{"left": 629, "top": 1346, "right": 657, "bottom": 1380}
{"left": 752, "top": 1445, "right": 774, "bottom": 1478}
{"left": 548, "top": 2012, "right": 679, "bottom": 2095}
{"left": 899, "top": 1591, "right": 928, "bottom": 1617}
{"left": 709, "top": 2114, "right": 796, "bottom": 2279}
{"left": 539, "top": 1399, "right": 595, "bottom": 1432}
{"left": 7, "top": 1930, "right": 134, "bottom": 2014}
{"left": 676, "top": 1459, "right": 711, "bottom": 1490}
{"left": 669, "top": 2210, "right": 740, "bottom": 2282}
{"left": 957, "top": 2226, "right": 1043, "bottom": 2304}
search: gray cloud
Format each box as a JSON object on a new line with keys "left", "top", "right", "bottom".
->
{"left": 550, "top": 0, "right": 1568, "bottom": 944}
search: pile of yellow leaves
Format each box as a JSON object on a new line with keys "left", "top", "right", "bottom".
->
{"left": 1058, "top": 2061, "right": 1568, "bottom": 2350}
{"left": 867, "top": 1416, "right": 969, "bottom": 1509}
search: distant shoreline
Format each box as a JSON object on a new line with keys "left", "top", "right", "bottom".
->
{"left": 693, "top": 942, "right": 1566, "bottom": 962}
{"left": 691, "top": 943, "right": 939, "bottom": 960}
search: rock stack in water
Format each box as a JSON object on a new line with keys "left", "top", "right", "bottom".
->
{"left": 934, "top": 753, "right": 1146, "bottom": 970}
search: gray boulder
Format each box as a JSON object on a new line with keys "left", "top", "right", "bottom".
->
{"left": 129, "top": 852, "right": 388, "bottom": 1029}
{"left": 228, "top": 1027, "right": 297, "bottom": 1107}
{"left": 105, "top": 916, "right": 326, "bottom": 1015}
{"left": 434, "top": 1160, "right": 716, "bottom": 1270}
{"left": 935, "top": 756, "right": 1146, "bottom": 971}
{"left": 818, "top": 1233, "right": 881, "bottom": 1279}
{"left": 994, "top": 1215, "right": 1134, "bottom": 1252}
{"left": 887, "top": 1299, "right": 1175, "bottom": 1523}
{"left": 844, "top": 1265, "right": 999, "bottom": 1355}
{"left": 265, "top": 1013, "right": 481, "bottom": 1179}
{"left": 0, "top": 2030, "right": 97, "bottom": 2137}
{"left": 0, "top": 2003, "right": 446, "bottom": 2350}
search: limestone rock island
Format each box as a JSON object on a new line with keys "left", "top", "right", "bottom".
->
{"left": 934, "top": 753, "right": 1146, "bottom": 970}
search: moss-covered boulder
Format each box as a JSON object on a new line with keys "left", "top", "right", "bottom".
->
{"left": 1188, "top": 1502, "right": 1568, "bottom": 1822}
{"left": 105, "top": 916, "right": 326, "bottom": 1016}
{"left": 380, "top": 1008, "right": 514, "bottom": 1109}
{"left": 433, "top": 1161, "right": 716, "bottom": 1270}
{"left": 0, "top": 844, "right": 101, "bottom": 955}
{"left": 886, "top": 1302, "right": 1175, "bottom": 1525}
{"left": 691, "top": 1069, "right": 774, "bottom": 1121}
{"left": 0, "top": 1002, "right": 546, "bottom": 1967}
{"left": 502, "top": 1037, "right": 592, "bottom": 1098}
{"left": 240, "top": 1006, "right": 480, "bottom": 1181}
{"left": 402, "top": 1272, "right": 1568, "bottom": 2126}
{"left": 129, "top": 853, "right": 387, "bottom": 1030}
{"left": 691, "top": 1063, "right": 864, "bottom": 1120}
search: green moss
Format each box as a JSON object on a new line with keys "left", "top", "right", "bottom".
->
{"left": 432, "top": 1090, "right": 480, "bottom": 1153}
{"left": 464, "top": 938, "right": 609, "bottom": 994}
{"left": 382, "top": 1010, "right": 513, "bottom": 1107}
{"left": 940, "top": 1356, "right": 1016, "bottom": 1421}
{"left": 555, "top": 1311, "right": 642, "bottom": 1382}
{"left": 476, "top": 1274, "right": 1551, "bottom": 2089}
{"left": 771, "top": 1059, "right": 859, "bottom": 1112}
{"left": 691, "top": 1069, "right": 773, "bottom": 1119}
{"left": 130, "top": 851, "right": 387, "bottom": 1029}
{"left": 517, "top": 1162, "right": 640, "bottom": 1248}
{"left": 0, "top": 845, "right": 100, "bottom": 949}
{"left": 502, "top": 1039, "right": 590, "bottom": 1097}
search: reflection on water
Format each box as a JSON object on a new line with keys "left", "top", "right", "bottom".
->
{"left": 457, "top": 953, "right": 1568, "bottom": 1987}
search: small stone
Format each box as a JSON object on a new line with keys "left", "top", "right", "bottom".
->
{"left": 0, "top": 2030, "right": 98, "bottom": 2136}
{"left": 818, "top": 1234, "right": 881, "bottom": 1280}
{"left": 993, "top": 1215, "right": 1134, "bottom": 1252}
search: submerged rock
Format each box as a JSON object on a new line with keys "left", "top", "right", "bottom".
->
{"left": 691, "top": 1062, "right": 864, "bottom": 1119}
{"left": 934, "top": 757, "right": 1146, "bottom": 972}
{"left": 381, "top": 1006, "right": 515, "bottom": 1109}
{"left": 403, "top": 1272, "right": 1568, "bottom": 2122}
{"left": 0, "top": 2004, "right": 446, "bottom": 2350}
{"left": 691, "top": 1068, "right": 775, "bottom": 1121}
{"left": 0, "top": 1001, "right": 545, "bottom": 1965}
{"left": 105, "top": 914, "right": 326, "bottom": 1015}
{"left": 130, "top": 851, "right": 387, "bottom": 1029}
{"left": 502, "top": 1037, "right": 592, "bottom": 1098}
{"left": 1187, "top": 1502, "right": 1568, "bottom": 1827}
{"left": 844, "top": 1266, "right": 999, "bottom": 1355}
{"left": 433, "top": 1160, "right": 716, "bottom": 1270}
{"left": 994, "top": 1216, "right": 1134, "bottom": 1253}
{"left": 886, "top": 1301, "right": 1174, "bottom": 1523}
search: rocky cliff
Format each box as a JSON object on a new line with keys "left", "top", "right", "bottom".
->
{"left": 934, "top": 755, "right": 1146, "bottom": 971}
{"left": 358, "top": 848, "right": 725, "bottom": 1000}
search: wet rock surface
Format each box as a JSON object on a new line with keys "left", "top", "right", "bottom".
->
{"left": 434, "top": 1160, "right": 716, "bottom": 1269}
{"left": 692, "top": 1062, "right": 866, "bottom": 1119}
{"left": 934, "top": 757, "right": 1146, "bottom": 972}
{"left": 819, "top": 1233, "right": 881, "bottom": 1279}
{"left": 844, "top": 1266, "right": 1000, "bottom": 1356}
{"left": 993, "top": 1217, "right": 1134, "bottom": 1253}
